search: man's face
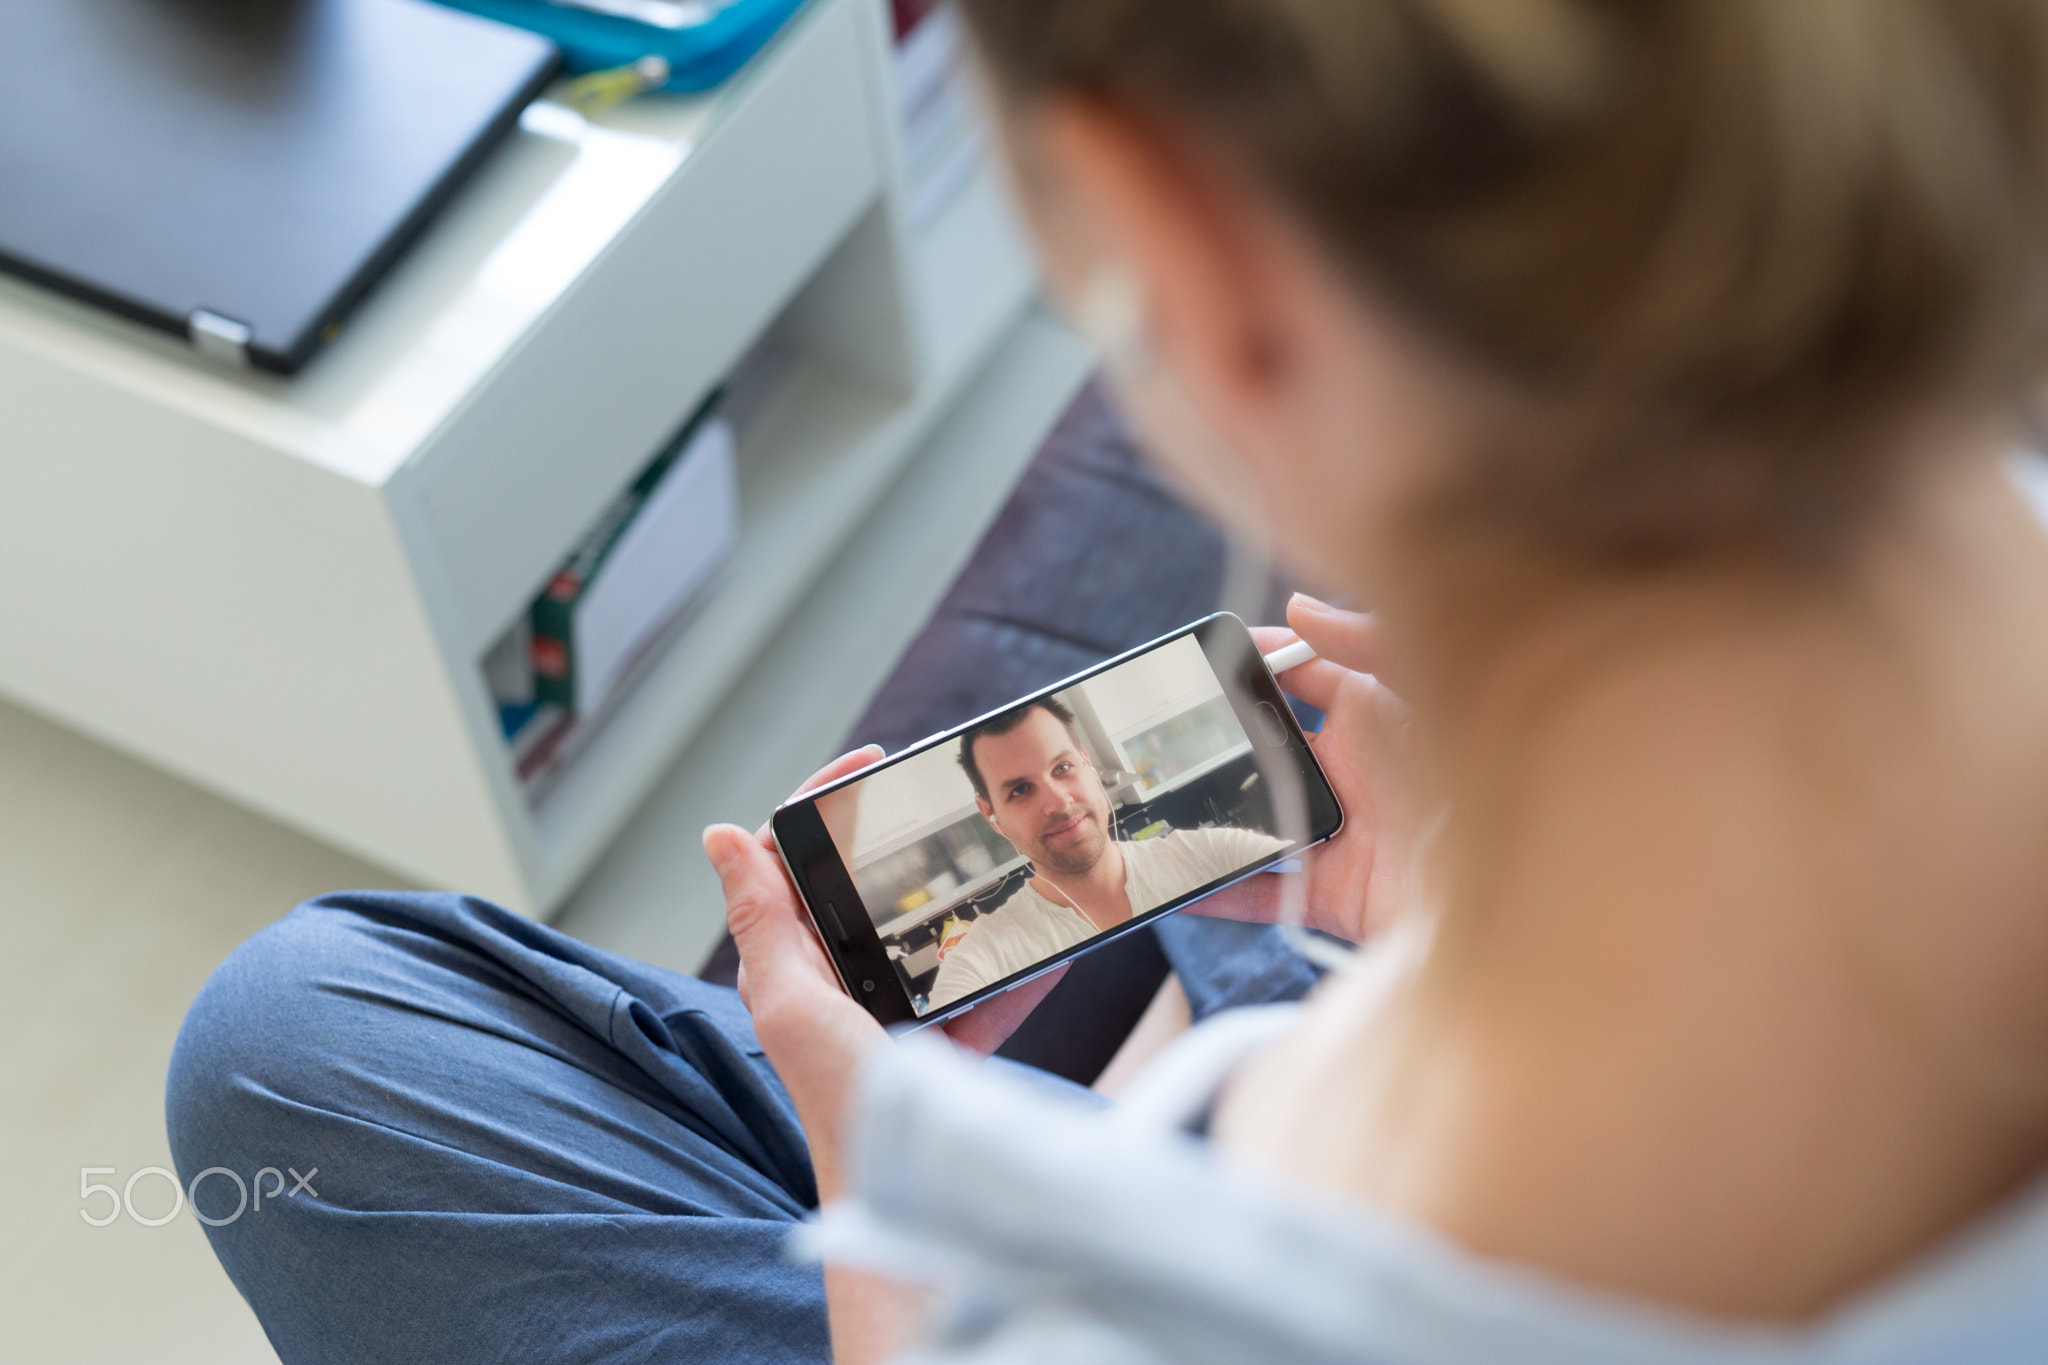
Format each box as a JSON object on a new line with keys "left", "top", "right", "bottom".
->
{"left": 972, "top": 708, "right": 1111, "bottom": 877}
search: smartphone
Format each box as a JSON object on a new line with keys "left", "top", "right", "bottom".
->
{"left": 772, "top": 613, "right": 1345, "bottom": 1029}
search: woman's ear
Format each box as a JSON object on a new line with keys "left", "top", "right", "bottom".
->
{"left": 1007, "top": 92, "right": 1454, "bottom": 597}
{"left": 1030, "top": 98, "right": 1294, "bottom": 430}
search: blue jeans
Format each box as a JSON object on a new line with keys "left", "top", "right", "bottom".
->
{"left": 166, "top": 892, "right": 1317, "bottom": 1364}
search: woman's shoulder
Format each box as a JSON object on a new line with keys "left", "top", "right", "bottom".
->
{"left": 804, "top": 1016, "right": 2048, "bottom": 1365}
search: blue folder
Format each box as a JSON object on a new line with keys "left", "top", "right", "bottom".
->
{"left": 435, "top": 0, "right": 811, "bottom": 90}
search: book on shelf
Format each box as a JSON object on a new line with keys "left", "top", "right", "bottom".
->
{"left": 490, "top": 393, "right": 739, "bottom": 792}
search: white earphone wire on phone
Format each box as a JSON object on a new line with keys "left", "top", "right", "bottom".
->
{"left": 1070, "top": 262, "right": 1354, "bottom": 974}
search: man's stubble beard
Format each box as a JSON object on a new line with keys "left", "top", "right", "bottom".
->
{"left": 1034, "top": 809, "right": 1110, "bottom": 879}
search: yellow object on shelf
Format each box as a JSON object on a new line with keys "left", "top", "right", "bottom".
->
{"left": 564, "top": 54, "right": 673, "bottom": 117}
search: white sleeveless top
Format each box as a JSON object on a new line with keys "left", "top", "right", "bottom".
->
{"left": 806, "top": 1007, "right": 2048, "bottom": 1365}
{"left": 801, "top": 458, "right": 2048, "bottom": 1364}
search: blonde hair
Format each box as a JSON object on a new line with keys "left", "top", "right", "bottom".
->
{"left": 960, "top": 0, "right": 2048, "bottom": 560}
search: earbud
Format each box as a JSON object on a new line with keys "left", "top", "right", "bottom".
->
{"left": 1074, "top": 264, "right": 1150, "bottom": 372}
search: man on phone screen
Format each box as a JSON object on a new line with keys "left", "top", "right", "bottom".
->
{"left": 932, "top": 698, "right": 1284, "bottom": 1009}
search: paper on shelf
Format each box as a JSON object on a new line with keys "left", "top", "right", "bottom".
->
{"left": 572, "top": 417, "right": 738, "bottom": 717}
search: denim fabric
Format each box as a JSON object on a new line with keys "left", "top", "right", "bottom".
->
{"left": 1153, "top": 914, "right": 1323, "bottom": 1022}
{"left": 166, "top": 892, "right": 1300, "bottom": 1363}
{"left": 167, "top": 892, "right": 830, "bottom": 1365}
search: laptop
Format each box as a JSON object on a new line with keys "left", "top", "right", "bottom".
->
{"left": 0, "top": 0, "right": 559, "bottom": 374}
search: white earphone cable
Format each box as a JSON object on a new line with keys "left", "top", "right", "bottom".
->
{"left": 1072, "top": 264, "right": 1358, "bottom": 976}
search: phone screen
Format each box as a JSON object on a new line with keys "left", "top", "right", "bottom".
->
{"left": 773, "top": 614, "right": 1344, "bottom": 1028}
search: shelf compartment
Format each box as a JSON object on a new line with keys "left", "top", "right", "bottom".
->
{"left": 408, "top": 0, "right": 885, "bottom": 656}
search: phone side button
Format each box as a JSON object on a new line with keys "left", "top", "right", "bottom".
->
{"left": 822, "top": 901, "right": 849, "bottom": 942}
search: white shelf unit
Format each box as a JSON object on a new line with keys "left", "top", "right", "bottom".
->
{"left": 0, "top": 0, "right": 1051, "bottom": 914}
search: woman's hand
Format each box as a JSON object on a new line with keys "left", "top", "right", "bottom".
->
{"left": 704, "top": 748, "right": 888, "bottom": 1202}
{"left": 713, "top": 747, "right": 1003, "bottom": 1365}
{"left": 704, "top": 750, "right": 1070, "bottom": 1197}
{"left": 1194, "top": 594, "right": 1418, "bottom": 944}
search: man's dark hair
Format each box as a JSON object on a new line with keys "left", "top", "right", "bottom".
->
{"left": 958, "top": 696, "right": 1082, "bottom": 804}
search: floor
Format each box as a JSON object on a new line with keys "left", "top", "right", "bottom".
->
{"left": 0, "top": 308, "right": 1089, "bottom": 1364}
{"left": 0, "top": 703, "right": 393, "bottom": 1365}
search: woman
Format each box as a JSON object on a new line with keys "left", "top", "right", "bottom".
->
{"left": 171, "top": 1, "right": 2048, "bottom": 1360}
{"left": 722, "top": 0, "right": 2048, "bottom": 1357}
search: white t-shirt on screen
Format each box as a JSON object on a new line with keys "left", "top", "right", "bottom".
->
{"left": 928, "top": 824, "right": 1286, "bottom": 1009}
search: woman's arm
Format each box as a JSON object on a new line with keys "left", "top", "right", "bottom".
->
{"left": 704, "top": 753, "right": 1068, "bottom": 1365}
{"left": 705, "top": 599, "right": 1410, "bottom": 1359}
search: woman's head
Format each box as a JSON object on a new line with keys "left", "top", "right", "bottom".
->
{"left": 959, "top": 0, "right": 2048, "bottom": 584}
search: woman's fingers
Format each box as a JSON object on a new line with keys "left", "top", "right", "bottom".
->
{"left": 1286, "top": 594, "right": 1378, "bottom": 674}
{"left": 705, "top": 822, "right": 795, "bottom": 947}
{"left": 1248, "top": 625, "right": 1343, "bottom": 713}
{"left": 1266, "top": 595, "right": 1386, "bottom": 710}
{"left": 940, "top": 964, "right": 1070, "bottom": 1056}
{"left": 1255, "top": 602, "right": 1382, "bottom": 711}
{"left": 706, "top": 820, "right": 890, "bottom": 1209}
{"left": 1267, "top": 656, "right": 1355, "bottom": 713}
{"left": 705, "top": 823, "right": 835, "bottom": 1007}
{"left": 792, "top": 745, "right": 885, "bottom": 799}
{"left": 1249, "top": 625, "right": 1298, "bottom": 655}
{"left": 720, "top": 745, "right": 886, "bottom": 996}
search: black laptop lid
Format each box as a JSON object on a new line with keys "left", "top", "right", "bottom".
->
{"left": 0, "top": 0, "right": 558, "bottom": 373}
